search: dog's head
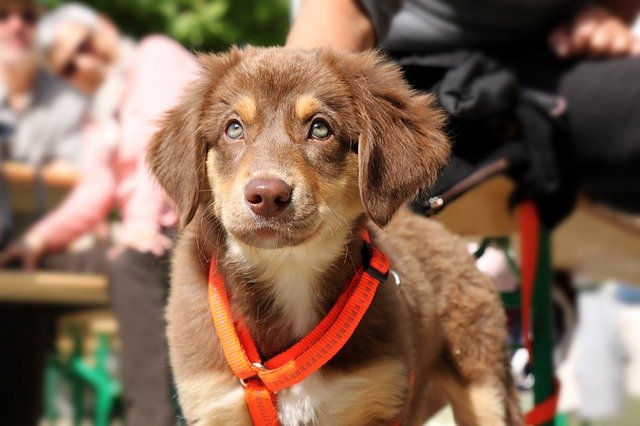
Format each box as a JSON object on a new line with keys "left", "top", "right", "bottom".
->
{"left": 149, "top": 47, "right": 449, "bottom": 249}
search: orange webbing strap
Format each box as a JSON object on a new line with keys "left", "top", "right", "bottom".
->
{"left": 244, "top": 381, "right": 279, "bottom": 426}
{"left": 259, "top": 231, "right": 376, "bottom": 371}
{"left": 258, "top": 264, "right": 386, "bottom": 391}
{"left": 208, "top": 262, "right": 259, "bottom": 380}
{"left": 208, "top": 231, "right": 390, "bottom": 425}
{"left": 258, "top": 270, "right": 362, "bottom": 369}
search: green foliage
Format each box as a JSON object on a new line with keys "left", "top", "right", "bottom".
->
{"left": 40, "top": 0, "right": 290, "bottom": 51}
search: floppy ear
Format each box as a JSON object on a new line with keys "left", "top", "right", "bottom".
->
{"left": 340, "top": 51, "right": 450, "bottom": 227}
{"left": 147, "top": 49, "right": 243, "bottom": 227}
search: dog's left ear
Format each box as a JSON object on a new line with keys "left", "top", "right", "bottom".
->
{"left": 338, "top": 51, "right": 450, "bottom": 227}
{"left": 148, "top": 49, "right": 244, "bottom": 227}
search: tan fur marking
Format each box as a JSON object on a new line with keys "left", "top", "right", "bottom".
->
{"left": 295, "top": 94, "right": 320, "bottom": 121}
{"left": 441, "top": 377, "right": 506, "bottom": 426}
{"left": 468, "top": 382, "right": 505, "bottom": 425}
{"left": 318, "top": 359, "right": 408, "bottom": 425}
{"left": 177, "top": 373, "right": 250, "bottom": 425}
{"left": 234, "top": 96, "right": 256, "bottom": 124}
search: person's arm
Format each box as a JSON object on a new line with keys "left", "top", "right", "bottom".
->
{"left": 114, "top": 36, "right": 200, "bottom": 256}
{"left": 286, "top": 0, "right": 377, "bottom": 51}
{"left": 549, "top": 1, "right": 640, "bottom": 58}
{"left": 26, "top": 122, "right": 117, "bottom": 251}
{"left": 0, "top": 123, "right": 117, "bottom": 270}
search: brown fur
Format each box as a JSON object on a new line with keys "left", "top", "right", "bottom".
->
{"left": 234, "top": 96, "right": 257, "bottom": 125}
{"left": 149, "top": 47, "right": 522, "bottom": 426}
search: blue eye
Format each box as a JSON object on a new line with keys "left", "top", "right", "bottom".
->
{"left": 226, "top": 121, "right": 244, "bottom": 139}
{"left": 309, "top": 120, "right": 331, "bottom": 140}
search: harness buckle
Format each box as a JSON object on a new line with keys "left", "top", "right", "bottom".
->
{"left": 361, "top": 242, "right": 390, "bottom": 283}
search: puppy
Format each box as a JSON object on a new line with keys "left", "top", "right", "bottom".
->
{"left": 149, "top": 47, "right": 522, "bottom": 426}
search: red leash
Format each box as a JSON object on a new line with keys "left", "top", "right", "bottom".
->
{"left": 520, "top": 202, "right": 560, "bottom": 425}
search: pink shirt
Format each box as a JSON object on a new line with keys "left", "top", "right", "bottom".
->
{"left": 30, "top": 35, "right": 200, "bottom": 251}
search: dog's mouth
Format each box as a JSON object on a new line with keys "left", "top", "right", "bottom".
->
{"left": 227, "top": 214, "right": 321, "bottom": 249}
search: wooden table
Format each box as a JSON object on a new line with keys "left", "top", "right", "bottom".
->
{"left": 2, "top": 161, "right": 79, "bottom": 216}
{"left": 2, "top": 161, "right": 80, "bottom": 187}
{"left": 0, "top": 271, "right": 108, "bottom": 305}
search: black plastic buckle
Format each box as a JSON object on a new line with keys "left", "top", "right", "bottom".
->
{"left": 361, "top": 242, "right": 389, "bottom": 283}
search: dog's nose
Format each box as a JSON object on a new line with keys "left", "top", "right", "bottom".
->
{"left": 244, "top": 178, "right": 292, "bottom": 218}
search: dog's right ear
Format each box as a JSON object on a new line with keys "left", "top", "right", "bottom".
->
{"left": 148, "top": 50, "right": 243, "bottom": 227}
{"left": 334, "top": 51, "right": 450, "bottom": 228}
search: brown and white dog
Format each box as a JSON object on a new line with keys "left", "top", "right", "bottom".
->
{"left": 148, "top": 47, "right": 522, "bottom": 426}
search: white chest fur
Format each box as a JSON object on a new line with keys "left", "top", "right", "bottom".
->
{"left": 277, "top": 373, "right": 328, "bottom": 426}
{"left": 227, "top": 224, "right": 351, "bottom": 339}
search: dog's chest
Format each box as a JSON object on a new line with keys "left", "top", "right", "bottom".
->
{"left": 215, "top": 363, "right": 406, "bottom": 425}
{"left": 269, "top": 261, "right": 321, "bottom": 339}
{"left": 276, "top": 373, "right": 331, "bottom": 426}
{"left": 204, "top": 373, "right": 337, "bottom": 425}
{"left": 235, "top": 373, "right": 375, "bottom": 426}
{"left": 228, "top": 232, "right": 349, "bottom": 339}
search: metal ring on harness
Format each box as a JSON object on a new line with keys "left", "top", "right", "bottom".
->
{"left": 239, "top": 363, "right": 268, "bottom": 388}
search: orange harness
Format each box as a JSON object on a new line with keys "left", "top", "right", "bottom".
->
{"left": 207, "top": 231, "right": 391, "bottom": 426}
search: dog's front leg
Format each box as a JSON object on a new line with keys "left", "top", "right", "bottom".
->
{"left": 167, "top": 231, "right": 253, "bottom": 426}
{"left": 177, "top": 374, "right": 250, "bottom": 426}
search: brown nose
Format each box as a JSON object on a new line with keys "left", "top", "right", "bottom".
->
{"left": 244, "top": 178, "right": 292, "bottom": 218}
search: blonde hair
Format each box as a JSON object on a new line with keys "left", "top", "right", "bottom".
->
{"left": 36, "top": 2, "right": 98, "bottom": 55}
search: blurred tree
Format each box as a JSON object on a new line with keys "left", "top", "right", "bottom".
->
{"left": 40, "top": 0, "right": 290, "bottom": 51}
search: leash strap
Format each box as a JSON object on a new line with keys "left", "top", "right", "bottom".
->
{"left": 525, "top": 378, "right": 560, "bottom": 425}
{"left": 520, "top": 202, "right": 559, "bottom": 425}
{"left": 208, "top": 231, "right": 390, "bottom": 425}
{"left": 519, "top": 202, "right": 539, "bottom": 356}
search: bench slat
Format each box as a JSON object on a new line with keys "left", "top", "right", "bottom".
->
{"left": 0, "top": 271, "right": 108, "bottom": 305}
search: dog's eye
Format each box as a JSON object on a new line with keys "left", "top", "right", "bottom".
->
{"left": 226, "top": 121, "right": 244, "bottom": 140}
{"left": 309, "top": 120, "right": 332, "bottom": 140}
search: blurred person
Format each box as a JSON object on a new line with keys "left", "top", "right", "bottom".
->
{"left": 0, "top": 0, "right": 86, "bottom": 243}
{"left": 0, "top": 0, "right": 85, "bottom": 167}
{"left": 288, "top": 0, "right": 640, "bottom": 219}
{"left": 616, "top": 283, "right": 640, "bottom": 398}
{"left": 0, "top": 3, "right": 200, "bottom": 425}
{"left": 0, "top": 1, "right": 87, "bottom": 424}
{"left": 568, "top": 282, "right": 640, "bottom": 420}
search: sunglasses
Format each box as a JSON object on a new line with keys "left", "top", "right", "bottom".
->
{"left": 60, "top": 36, "right": 93, "bottom": 79}
{"left": 0, "top": 9, "right": 39, "bottom": 25}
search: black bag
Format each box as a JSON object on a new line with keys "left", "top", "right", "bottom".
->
{"left": 396, "top": 51, "right": 577, "bottom": 228}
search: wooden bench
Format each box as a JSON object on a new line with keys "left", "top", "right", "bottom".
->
{"left": 2, "top": 161, "right": 110, "bottom": 305}
{"left": 56, "top": 309, "right": 119, "bottom": 354}
{"left": 2, "top": 161, "right": 79, "bottom": 216}
{"left": 0, "top": 271, "right": 108, "bottom": 305}
{"left": 436, "top": 176, "right": 640, "bottom": 284}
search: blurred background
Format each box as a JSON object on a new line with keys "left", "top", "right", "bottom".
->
{"left": 41, "top": 0, "right": 289, "bottom": 51}
{"left": 0, "top": 0, "right": 639, "bottom": 425}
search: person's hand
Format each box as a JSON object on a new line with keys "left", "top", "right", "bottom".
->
{"left": 0, "top": 234, "right": 46, "bottom": 271}
{"left": 107, "top": 226, "right": 172, "bottom": 260}
{"left": 549, "top": 5, "right": 640, "bottom": 58}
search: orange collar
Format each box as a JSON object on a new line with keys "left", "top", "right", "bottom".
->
{"left": 208, "top": 230, "right": 391, "bottom": 426}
